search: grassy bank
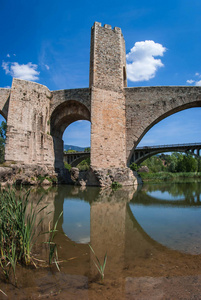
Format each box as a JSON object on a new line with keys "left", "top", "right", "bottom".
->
{"left": 0, "top": 189, "right": 60, "bottom": 285}
{"left": 139, "top": 172, "right": 201, "bottom": 182}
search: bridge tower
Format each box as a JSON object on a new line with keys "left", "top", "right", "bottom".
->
{"left": 90, "top": 22, "right": 127, "bottom": 169}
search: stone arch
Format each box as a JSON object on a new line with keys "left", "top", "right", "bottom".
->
{"left": 50, "top": 100, "right": 91, "bottom": 172}
{"left": 125, "top": 86, "right": 201, "bottom": 165}
{"left": 70, "top": 154, "right": 90, "bottom": 167}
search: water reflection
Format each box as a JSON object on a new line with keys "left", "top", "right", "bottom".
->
{"left": 133, "top": 182, "right": 201, "bottom": 206}
{"left": 27, "top": 182, "right": 201, "bottom": 258}
{"left": 5, "top": 183, "right": 201, "bottom": 298}
{"left": 131, "top": 182, "right": 201, "bottom": 254}
{"left": 63, "top": 199, "right": 90, "bottom": 243}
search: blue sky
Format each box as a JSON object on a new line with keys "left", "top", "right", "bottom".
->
{"left": 1, "top": 0, "right": 201, "bottom": 147}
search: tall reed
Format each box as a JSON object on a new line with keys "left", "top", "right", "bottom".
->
{"left": 0, "top": 188, "right": 48, "bottom": 282}
{"left": 89, "top": 244, "right": 107, "bottom": 281}
{"left": 43, "top": 211, "right": 63, "bottom": 271}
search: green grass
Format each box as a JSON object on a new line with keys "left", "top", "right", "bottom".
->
{"left": 111, "top": 181, "right": 122, "bottom": 190}
{"left": 43, "top": 211, "right": 63, "bottom": 271}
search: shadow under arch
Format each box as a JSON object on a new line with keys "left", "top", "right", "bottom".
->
{"left": 50, "top": 100, "right": 91, "bottom": 173}
{"left": 127, "top": 102, "right": 201, "bottom": 165}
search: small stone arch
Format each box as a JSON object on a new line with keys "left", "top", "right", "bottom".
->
{"left": 50, "top": 100, "right": 91, "bottom": 172}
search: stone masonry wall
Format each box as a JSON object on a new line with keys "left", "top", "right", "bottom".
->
{"left": 5, "top": 79, "right": 54, "bottom": 170}
{"left": 91, "top": 87, "right": 126, "bottom": 168}
{"left": 50, "top": 88, "right": 91, "bottom": 116}
{"left": 90, "top": 22, "right": 126, "bottom": 91}
{"left": 125, "top": 86, "right": 201, "bottom": 164}
{"left": 90, "top": 22, "right": 127, "bottom": 169}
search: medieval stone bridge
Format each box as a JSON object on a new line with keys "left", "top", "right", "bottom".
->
{"left": 0, "top": 22, "right": 201, "bottom": 185}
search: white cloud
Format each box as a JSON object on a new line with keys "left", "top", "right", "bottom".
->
{"left": 45, "top": 64, "right": 50, "bottom": 70}
{"left": 2, "top": 61, "right": 10, "bottom": 74}
{"left": 186, "top": 75, "right": 201, "bottom": 86}
{"left": 126, "top": 40, "right": 166, "bottom": 82}
{"left": 186, "top": 79, "right": 195, "bottom": 84}
{"left": 78, "top": 236, "right": 90, "bottom": 244}
{"left": 6, "top": 54, "right": 10, "bottom": 58}
{"left": 195, "top": 80, "right": 201, "bottom": 86}
{"left": 2, "top": 61, "right": 39, "bottom": 81}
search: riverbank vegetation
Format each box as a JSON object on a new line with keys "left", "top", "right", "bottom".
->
{"left": 0, "top": 189, "right": 59, "bottom": 285}
{"left": 133, "top": 153, "right": 201, "bottom": 182}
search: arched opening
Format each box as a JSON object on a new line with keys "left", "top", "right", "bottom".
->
{"left": 50, "top": 100, "right": 90, "bottom": 173}
{"left": 63, "top": 120, "right": 91, "bottom": 169}
{"left": 138, "top": 107, "right": 201, "bottom": 147}
{"left": 128, "top": 106, "right": 201, "bottom": 166}
{"left": 0, "top": 114, "right": 7, "bottom": 164}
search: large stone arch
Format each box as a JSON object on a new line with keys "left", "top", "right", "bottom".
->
{"left": 125, "top": 86, "right": 201, "bottom": 165}
{"left": 50, "top": 99, "right": 91, "bottom": 171}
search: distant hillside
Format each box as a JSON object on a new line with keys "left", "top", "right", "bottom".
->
{"left": 64, "top": 144, "right": 87, "bottom": 152}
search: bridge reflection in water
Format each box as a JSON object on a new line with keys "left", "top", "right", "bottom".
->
{"left": 26, "top": 183, "right": 201, "bottom": 298}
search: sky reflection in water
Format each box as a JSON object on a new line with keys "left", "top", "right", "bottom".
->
{"left": 62, "top": 199, "right": 90, "bottom": 244}
{"left": 61, "top": 182, "right": 201, "bottom": 254}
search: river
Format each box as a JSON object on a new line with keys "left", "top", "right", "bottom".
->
{"left": 1, "top": 181, "right": 201, "bottom": 299}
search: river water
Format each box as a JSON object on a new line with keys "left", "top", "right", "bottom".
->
{"left": 2, "top": 181, "right": 201, "bottom": 299}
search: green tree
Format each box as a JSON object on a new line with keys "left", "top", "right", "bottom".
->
{"left": 77, "top": 157, "right": 90, "bottom": 171}
{"left": 176, "top": 154, "right": 198, "bottom": 172}
{"left": 66, "top": 149, "right": 77, "bottom": 153}
{"left": 84, "top": 147, "right": 91, "bottom": 152}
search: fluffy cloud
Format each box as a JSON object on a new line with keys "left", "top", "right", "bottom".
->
{"left": 126, "top": 40, "right": 166, "bottom": 82}
{"left": 195, "top": 80, "right": 201, "bottom": 86}
{"left": 186, "top": 72, "right": 201, "bottom": 86}
{"left": 2, "top": 61, "right": 10, "bottom": 74}
{"left": 186, "top": 79, "right": 195, "bottom": 84}
{"left": 2, "top": 61, "right": 39, "bottom": 81}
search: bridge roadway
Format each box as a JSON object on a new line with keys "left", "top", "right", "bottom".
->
{"left": 64, "top": 142, "right": 201, "bottom": 167}
{"left": 132, "top": 142, "right": 201, "bottom": 165}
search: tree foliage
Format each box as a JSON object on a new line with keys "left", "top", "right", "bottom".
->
{"left": 139, "top": 152, "right": 200, "bottom": 173}
{"left": 84, "top": 147, "right": 91, "bottom": 152}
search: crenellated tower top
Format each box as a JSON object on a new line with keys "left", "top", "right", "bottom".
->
{"left": 89, "top": 22, "right": 127, "bottom": 91}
